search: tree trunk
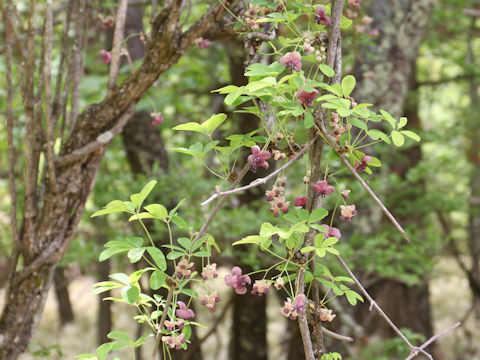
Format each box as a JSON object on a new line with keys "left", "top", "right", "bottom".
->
{"left": 54, "top": 267, "right": 75, "bottom": 325}
{"left": 0, "top": 2, "right": 237, "bottom": 357}
{"left": 351, "top": 0, "right": 436, "bottom": 348}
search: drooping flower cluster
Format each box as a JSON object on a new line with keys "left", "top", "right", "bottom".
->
{"left": 279, "top": 51, "right": 302, "bottom": 72}
{"left": 150, "top": 112, "right": 164, "bottom": 126}
{"left": 354, "top": 155, "right": 372, "bottom": 172}
{"left": 313, "top": 180, "right": 334, "bottom": 196}
{"left": 225, "top": 266, "right": 251, "bottom": 295}
{"left": 328, "top": 112, "right": 350, "bottom": 143}
{"left": 251, "top": 280, "right": 271, "bottom": 296}
{"left": 266, "top": 184, "right": 289, "bottom": 217}
{"left": 164, "top": 319, "right": 184, "bottom": 332}
{"left": 99, "top": 50, "right": 112, "bottom": 64}
{"left": 201, "top": 263, "right": 218, "bottom": 280}
{"left": 321, "top": 224, "right": 341, "bottom": 239}
{"left": 176, "top": 258, "right": 195, "bottom": 279}
{"left": 248, "top": 145, "right": 271, "bottom": 173}
{"left": 176, "top": 301, "right": 195, "bottom": 319}
{"left": 162, "top": 333, "right": 186, "bottom": 350}
{"left": 314, "top": 6, "right": 331, "bottom": 26}
{"left": 340, "top": 205, "right": 357, "bottom": 222}
{"left": 194, "top": 37, "right": 211, "bottom": 49}
{"left": 201, "top": 292, "right": 221, "bottom": 312}
{"left": 280, "top": 294, "right": 306, "bottom": 320}
{"left": 243, "top": 3, "right": 270, "bottom": 30}
{"left": 297, "top": 88, "right": 319, "bottom": 108}
{"left": 319, "top": 307, "right": 336, "bottom": 322}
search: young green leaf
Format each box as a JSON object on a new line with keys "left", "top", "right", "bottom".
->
{"left": 150, "top": 270, "right": 166, "bottom": 290}
{"left": 145, "top": 247, "right": 167, "bottom": 270}
{"left": 341, "top": 75, "right": 356, "bottom": 97}
{"left": 391, "top": 130, "right": 405, "bottom": 147}
{"left": 319, "top": 64, "right": 335, "bottom": 77}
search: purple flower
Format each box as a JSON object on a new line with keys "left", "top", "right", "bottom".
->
{"left": 294, "top": 196, "right": 307, "bottom": 208}
{"left": 279, "top": 293, "right": 307, "bottom": 320}
{"left": 251, "top": 280, "right": 271, "bottom": 296}
{"left": 225, "top": 266, "right": 251, "bottom": 295}
{"left": 348, "top": 0, "right": 361, "bottom": 9}
{"left": 314, "top": 6, "right": 331, "bottom": 25}
{"left": 195, "top": 37, "right": 211, "bottom": 49}
{"left": 320, "top": 224, "right": 341, "bottom": 239}
{"left": 176, "top": 301, "right": 195, "bottom": 319}
{"left": 313, "top": 180, "right": 334, "bottom": 196}
{"left": 150, "top": 112, "right": 164, "bottom": 126}
{"left": 279, "top": 51, "right": 302, "bottom": 72}
{"left": 340, "top": 205, "right": 357, "bottom": 222}
{"left": 248, "top": 145, "right": 271, "bottom": 173}
{"left": 354, "top": 155, "right": 372, "bottom": 172}
{"left": 99, "top": 49, "right": 112, "bottom": 64}
{"left": 296, "top": 88, "right": 319, "bottom": 108}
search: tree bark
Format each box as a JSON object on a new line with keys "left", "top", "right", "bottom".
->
{"left": 0, "top": 2, "right": 237, "bottom": 358}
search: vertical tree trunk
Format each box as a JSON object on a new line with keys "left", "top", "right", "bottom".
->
{"left": 351, "top": 0, "right": 436, "bottom": 347}
{"left": 54, "top": 267, "right": 75, "bottom": 325}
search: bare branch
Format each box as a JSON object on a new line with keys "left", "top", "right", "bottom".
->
{"left": 109, "top": 0, "right": 129, "bottom": 90}
{"left": 201, "top": 136, "right": 319, "bottom": 206}
{"left": 321, "top": 328, "right": 354, "bottom": 343}
{"left": 404, "top": 322, "right": 461, "bottom": 360}
{"left": 44, "top": 0, "right": 58, "bottom": 192}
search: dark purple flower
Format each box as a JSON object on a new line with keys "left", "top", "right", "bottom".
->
{"left": 294, "top": 196, "right": 307, "bottom": 208}
{"left": 315, "top": 6, "right": 331, "bottom": 25}
{"left": 176, "top": 301, "right": 195, "bottom": 319}
{"left": 313, "top": 180, "right": 334, "bottom": 196}
{"left": 195, "top": 37, "right": 211, "bottom": 49}
{"left": 279, "top": 51, "right": 302, "bottom": 72}
{"left": 248, "top": 145, "right": 271, "bottom": 173}
{"left": 320, "top": 224, "right": 341, "bottom": 239}
{"left": 225, "top": 266, "right": 251, "bottom": 295}
{"left": 99, "top": 49, "right": 112, "bottom": 64}
{"left": 296, "top": 88, "right": 319, "bottom": 108}
{"left": 354, "top": 155, "right": 372, "bottom": 172}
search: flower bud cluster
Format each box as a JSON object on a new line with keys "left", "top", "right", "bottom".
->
{"left": 266, "top": 184, "right": 289, "bottom": 217}
{"left": 201, "top": 292, "right": 221, "bottom": 312}
{"left": 280, "top": 294, "right": 306, "bottom": 320}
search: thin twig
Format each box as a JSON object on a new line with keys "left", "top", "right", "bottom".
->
{"left": 404, "top": 322, "right": 461, "bottom": 360}
{"left": 201, "top": 136, "right": 319, "bottom": 206}
{"left": 246, "top": 30, "right": 276, "bottom": 41}
{"left": 316, "top": 121, "right": 410, "bottom": 242}
{"left": 321, "top": 328, "right": 354, "bottom": 343}
{"left": 109, "top": 0, "right": 129, "bottom": 90}
{"left": 44, "top": 0, "right": 58, "bottom": 192}
{"left": 152, "top": 284, "right": 175, "bottom": 360}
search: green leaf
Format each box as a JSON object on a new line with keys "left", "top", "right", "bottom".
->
{"left": 96, "top": 343, "right": 114, "bottom": 360}
{"left": 167, "top": 251, "right": 184, "bottom": 260}
{"left": 150, "top": 270, "right": 166, "bottom": 290}
{"left": 301, "top": 246, "right": 316, "bottom": 253}
{"left": 178, "top": 237, "right": 192, "bottom": 250}
{"left": 179, "top": 288, "right": 199, "bottom": 298}
{"left": 259, "top": 222, "right": 278, "bottom": 237}
{"left": 391, "top": 130, "right": 405, "bottom": 147}
{"left": 107, "top": 331, "right": 130, "bottom": 344}
{"left": 74, "top": 354, "right": 98, "bottom": 360}
{"left": 128, "top": 212, "right": 156, "bottom": 222}
{"left": 171, "top": 215, "right": 190, "bottom": 230}
{"left": 379, "top": 109, "right": 396, "bottom": 128}
{"left": 349, "top": 117, "right": 367, "bottom": 131}
{"left": 304, "top": 111, "right": 314, "bottom": 129}
{"left": 121, "top": 286, "right": 139, "bottom": 304}
{"left": 310, "top": 224, "right": 327, "bottom": 232}
{"left": 367, "top": 129, "right": 391, "bottom": 144}
{"left": 233, "top": 235, "right": 268, "bottom": 246}
{"left": 109, "top": 273, "right": 130, "bottom": 285}
{"left": 127, "top": 248, "right": 145, "bottom": 263}
{"left": 130, "top": 180, "right": 157, "bottom": 209}
{"left": 309, "top": 208, "right": 328, "bottom": 223}
{"left": 296, "top": 208, "right": 309, "bottom": 221}
{"left": 401, "top": 130, "right": 421, "bottom": 142}
{"left": 145, "top": 247, "right": 167, "bottom": 270}
{"left": 398, "top": 116, "right": 408, "bottom": 129}
{"left": 341, "top": 75, "right": 356, "bottom": 97}
{"left": 91, "top": 200, "right": 132, "bottom": 217}
{"left": 345, "top": 290, "right": 364, "bottom": 306}
{"left": 319, "top": 64, "right": 335, "bottom": 77}
{"left": 225, "top": 88, "right": 243, "bottom": 105}
{"left": 201, "top": 113, "right": 227, "bottom": 133}
{"left": 172, "top": 122, "right": 205, "bottom": 133}
{"left": 144, "top": 204, "right": 168, "bottom": 220}
{"left": 322, "top": 237, "right": 339, "bottom": 247}
{"left": 99, "top": 247, "right": 127, "bottom": 262}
